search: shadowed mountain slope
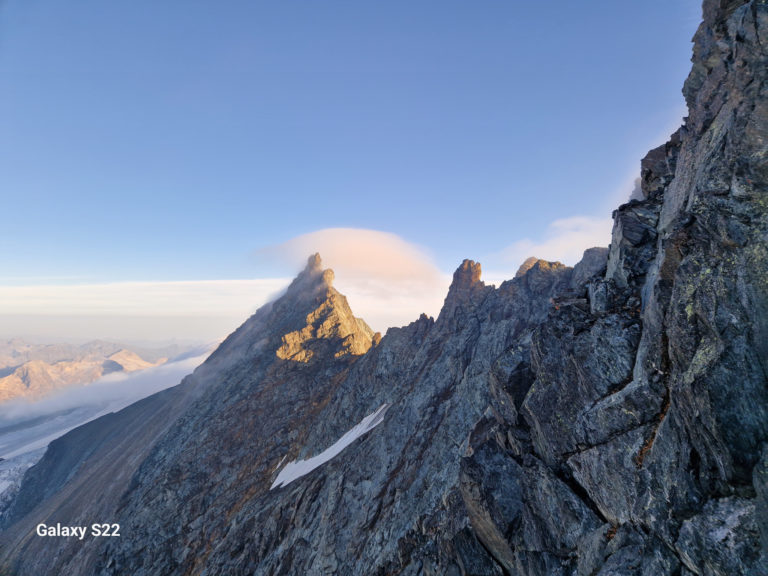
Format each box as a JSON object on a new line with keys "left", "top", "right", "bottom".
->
{"left": 1, "top": 0, "right": 767, "bottom": 574}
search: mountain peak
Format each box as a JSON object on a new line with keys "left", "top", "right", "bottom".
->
{"left": 306, "top": 253, "right": 335, "bottom": 287}
{"left": 451, "top": 259, "right": 483, "bottom": 290}
{"left": 437, "top": 259, "right": 489, "bottom": 326}
{"left": 515, "top": 256, "right": 541, "bottom": 278}
{"left": 283, "top": 253, "right": 335, "bottom": 298}
{"left": 272, "top": 254, "right": 373, "bottom": 362}
{"left": 306, "top": 252, "right": 323, "bottom": 273}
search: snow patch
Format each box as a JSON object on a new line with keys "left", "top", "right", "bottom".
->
{"left": 271, "top": 403, "right": 390, "bottom": 490}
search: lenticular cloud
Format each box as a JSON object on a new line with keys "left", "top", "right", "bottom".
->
{"left": 256, "top": 228, "right": 450, "bottom": 332}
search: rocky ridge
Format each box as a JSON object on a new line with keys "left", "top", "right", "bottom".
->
{"left": 0, "top": 0, "right": 766, "bottom": 574}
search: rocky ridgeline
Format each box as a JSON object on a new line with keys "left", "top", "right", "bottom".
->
{"left": 1, "top": 0, "right": 767, "bottom": 574}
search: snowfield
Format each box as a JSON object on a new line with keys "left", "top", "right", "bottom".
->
{"left": 271, "top": 403, "right": 390, "bottom": 489}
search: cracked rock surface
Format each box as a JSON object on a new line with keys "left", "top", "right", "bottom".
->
{"left": 1, "top": 1, "right": 766, "bottom": 574}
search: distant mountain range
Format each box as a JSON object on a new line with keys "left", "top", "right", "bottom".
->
{"left": 0, "top": 340, "right": 195, "bottom": 403}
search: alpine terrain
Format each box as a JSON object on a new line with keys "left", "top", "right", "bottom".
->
{"left": 0, "top": 0, "right": 766, "bottom": 574}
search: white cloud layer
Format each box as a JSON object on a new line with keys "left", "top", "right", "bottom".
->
{"left": 0, "top": 280, "right": 289, "bottom": 317}
{"left": 0, "top": 229, "right": 451, "bottom": 341}
{"left": 0, "top": 280, "right": 290, "bottom": 342}
{"left": 0, "top": 352, "right": 209, "bottom": 459}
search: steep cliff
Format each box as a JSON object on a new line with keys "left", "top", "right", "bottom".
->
{"left": 1, "top": 0, "right": 766, "bottom": 574}
{"left": 460, "top": 1, "right": 768, "bottom": 573}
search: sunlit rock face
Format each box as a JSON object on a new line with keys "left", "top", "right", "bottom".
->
{"left": 274, "top": 254, "right": 375, "bottom": 362}
{"left": 1, "top": 1, "right": 767, "bottom": 574}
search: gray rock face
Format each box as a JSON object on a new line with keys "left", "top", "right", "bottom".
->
{"left": 570, "top": 246, "right": 609, "bottom": 289}
{"left": 675, "top": 497, "right": 762, "bottom": 575}
{"left": 1, "top": 1, "right": 766, "bottom": 574}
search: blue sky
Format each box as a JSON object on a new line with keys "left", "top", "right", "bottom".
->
{"left": 0, "top": 1, "right": 701, "bottom": 339}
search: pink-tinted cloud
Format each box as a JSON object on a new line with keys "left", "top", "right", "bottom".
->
{"left": 259, "top": 228, "right": 450, "bottom": 331}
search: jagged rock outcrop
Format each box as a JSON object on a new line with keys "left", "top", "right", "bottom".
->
{"left": 275, "top": 255, "right": 375, "bottom": 362}
{"left": 0, "top": 252, "right": 578, "bottom": 575}
{"left": 459, "top": 1, "right": 768, "bottom": 574}
{"left": 0, "top": 1, "right": 766, "bottom": 574}
{"left": 94, "top": 256, "right": 575, "bottom": 576}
